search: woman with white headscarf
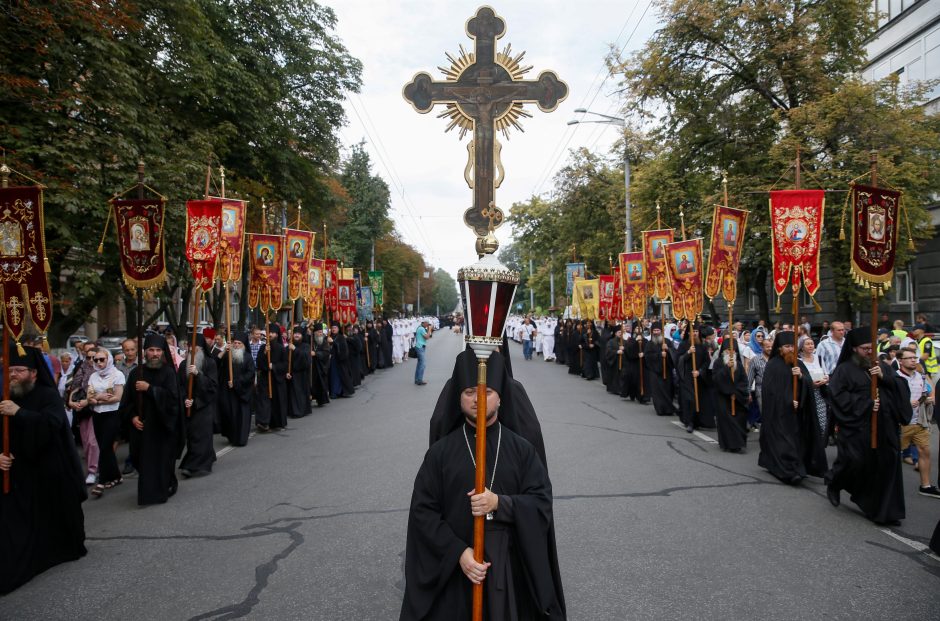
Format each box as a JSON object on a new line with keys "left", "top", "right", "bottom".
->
{"left": 87, "top": 347, "right": 126, "bottom": 496}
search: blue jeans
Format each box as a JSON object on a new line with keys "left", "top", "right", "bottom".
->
{"left": 522, "top": 340, "right": 533, "bottom": 360}
{"left": 414, "top": 346, "right": 426, "bottom": 383}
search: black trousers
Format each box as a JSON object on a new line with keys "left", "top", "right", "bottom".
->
{"left": 93, "top": 410, "right": 121, "bottom": 483}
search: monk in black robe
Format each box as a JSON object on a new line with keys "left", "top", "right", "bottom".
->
{"left": 676, "top": 325, "right": 717, "bottom": 432}
{"left": 0, "top": 346, "right": 86, "bottom": 594}
{"left": 364, "top": 321, "right": 380, "bottom": 374}
{"left": 643, "top": 322, "right": 676, "bottom": 416}
{"left": 553, "top": 321, "right": 566, "bottom": 365}
{"left": 712, "top": 337, "right": 749, "bottom": 452}
{"left": 381, "top": 318, "right": 395, "bottom": 368}
{"left": 825, "top": 327, "right": 911, "bottom": 525}
{"left": 329, "top": 322, "right": 355, "bottom": 398}
{"left": 287, "top": 326, "right": 312, "bottom": 418}
{"left": 758, "top": 332, "right": 826, "bottom": 484}
{"left": 348, "top": 325, "right": 364, "bottom": 387}
{"left": 603, "top": 325, "right": 625, "bottom": 395}
{"left": 622, "top": 326, "right": 646, "bottom": 403}
{"left": 256, "top": 323, "right": 288, "bottom": 431}
{"left": 566, "top": 321, "right": 581, "bottom": 376}
{"left": 178, "top": 334, "right": 218, "bottom": 478}
{"left": 580, "top": 320, "right": 600, "bottom": 380}
{"left": 310, "top": 323, "right": 331, "bottom": 407}
{"left": 218, "top": 333, "right": 255, "bottom": 446}
{"left": 119, "top": 333, "right": 184, "bottom": 505}
{"left": 402, "top": 350, "right": 565, "bottom": 620}
{"left": 598, "top": 321, "right": 612, "bottom": 385}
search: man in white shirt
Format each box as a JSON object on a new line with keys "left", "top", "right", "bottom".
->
{"left": 816, "top": 321, "right": 845, "bottom": 375}
{"left": 897, "top": 346, "right": 940, "bottom": 498}
{"left": 519, "top": 316, "right": 536, "bottom": 361}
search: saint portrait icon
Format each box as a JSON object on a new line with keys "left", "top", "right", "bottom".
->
{"left": 339, "top": 285, "right": 351, "bottom": 301}
{"left": 581, "top": 286, "right": 594, "bottom": 300}
{"left": 676, "top": 252, "right": 695, "bottom": 275}
{"left": 868, "top": 211, "right": 886, "bottom": 242}
{"left": 129, "top": 221, "right": 150, "bottom": 252}
{"left": 257, "top": 246, "right": 274, "bottom": 266}
{"left": 221, "top": 208, "right": 237, "bottom": 233}
{"left": 722, "top": 219, "right": 737, "bottom": 247}
{"left": 0, "top": 221, "right": 23, "bottom": 256}
{"left": 325, "top": 271, "right": 333, "bottom": 289}
{"left": 309, "top": 268, "right": 321, "bottom": 287}
{"left": 193, "top": 228, "right": 210, "bottom": 250}
{"left": 628, "top": 263, "right": 643, "bottom": 281}
{"left": 786, "top": 221, "right": 807, "bottom": 242}
{"left": 290, "top": 240, "right": 305, "bottom": 259}
{"left": 652, "top": 239, "right": 665, "bottom": 259}
{"left": 604, "top": 282, "right": 614, "bottom": 297}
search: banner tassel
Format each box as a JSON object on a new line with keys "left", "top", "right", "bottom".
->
{"left": 98, "top": 202, "right": 114, "bottom": 254}
{"left": 40, "top": 333, "right": 50, "bottom": 353}
{"left": 15, "top": 340, "right": 25, "bottom": 357}
{"left": 838, "top": 185, "right": 851, "bottom": 241}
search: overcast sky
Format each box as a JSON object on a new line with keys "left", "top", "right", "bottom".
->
{"left": 323, "top": 1, "right": 660, "bottom": 276}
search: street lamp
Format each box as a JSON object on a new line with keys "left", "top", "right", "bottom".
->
{"left": 567, "top": 108, "right": 632, "bottom": 252}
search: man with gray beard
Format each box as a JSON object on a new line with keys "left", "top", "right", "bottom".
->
{"left": 178, "top": 334, "right": 218, "bottom": 478}
{"left": 643, "top": 322, "right": 676, "bottom": 416}
{"left": 118, "top": 333, "right": 184, "bottom": 505}
{"left": 310, "top": 323, "right": 331, "bottom": 407}
{"left": 219, "top": 333, "right": 255, "bottom": 446}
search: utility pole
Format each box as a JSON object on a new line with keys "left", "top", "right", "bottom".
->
{"left": 529, "top": 258, "right": 534, "bottom": 311}
{"left": 549, "top": 250, "right": 555, "bottom": 309}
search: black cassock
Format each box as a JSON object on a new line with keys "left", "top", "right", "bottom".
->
{"left": 382, "top": 322, "right": 395, "bottom": 368}
{"left": 580, "top": 327, "right": 600, "bottom": 380}
{"left": 643, "top": 340, "right": 676, "bottom": 416}
{"left": 0, "top": 383, "right": 87, "bottom": 594}
{"left": 566, "top": 329, "right": 582, "bottom": 375}
{"left": 603, "top": 337, "right": 624, "bottom": 395}
{"left": 330, "top": 332, "right": 356, "bottom": 397}
{"left": 676, "top": 343, "right": 715, "bottom": 429}
{"left": 256, "top": 340, "right": 289, "bottom": 429}
{"left": 598, "top": 326, "right": 612, "bottom": 385}
{"left": 711, "top": 352, "right": 749, "bottom": 451}
{"left": 758, "top": 358, "right": 828, "bottom": 483}
{"left": 621, "top": 337, "right": 644, "bottom": 401}
{"left": 177, "top": 355, "right": 218, "bottom": 474}
{"left": 826, "top": 360, "right": 910, "bottom": 523}
{"left": 120, "top": 362, "right": 184, "bottom": 505}
{"left": 287, "top": 340, "right": 312, "bottom": 418}
{"left": 219, "top": 352, "right": 255, "bottom": 446}
{"left": 311, "top": 338, "right": 331, "bottom": 406}
{"left": 348, "top": 332, "right": 364, "bottom": 387}
{"left": 553, "top": 324, "right": 566, "bottom": 365}
{"left": 364, "top": 327, "right": 380, "bottom": 373}
{"left": 401, "top": 423, "right": 565, "bottom": 621}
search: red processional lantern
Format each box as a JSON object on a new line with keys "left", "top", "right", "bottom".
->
{"left": 457, "top": 253, "right": 520, "bottom": 359}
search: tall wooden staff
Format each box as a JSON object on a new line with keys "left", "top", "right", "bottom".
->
{"left": 220, "top": 166, "right": 235, "bottom": 386}
{"left": 1, "top": 164, "right": 9, "bottom": 494}
{"left": 323, "top": 222, "right": 330, "bottom": 327}
{"left": 286, "top": 201, "right": 302, "bottom": 378}
{"left": 722, "top": 174, "right": 737, "bottom": 417}
{"left": 186, "top": 164, "right": 215, "bottom": 417}
{"left": 471, "top": 355, "right": 487, "bottom": 619}
{"left": 655, "top": 202, "right": 668, "bottom": 379}
{"left": 262, "top": 200, "right": 273, "bottom": 399}
{"left": 679, "top": 207, "right": 700, "bottom": 410}
{"left": 791, "top": 149, "right": 802, "bottom": 410}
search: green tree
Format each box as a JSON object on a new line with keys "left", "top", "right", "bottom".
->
{"left": 334, "top": 143, "right": 393, "bottom": 270}
{"left": 429, "top": 268, "right": 459, "bottom": 314}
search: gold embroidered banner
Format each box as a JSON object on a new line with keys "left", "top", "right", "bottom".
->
{"left": 769, "top": 190, "right": 825, "bottom": 297}
{"left": 304, "top": 258, "right": 324, "bottom": 320}
{"left": 112, "top": 198, "right": 167, "bottom": 292}
{"left": 185, "top": 199, "right": 223, "bottom": 292}
{"left": 849, "top": 183, "right": 901, "bottom": 288}
{"left": 284, "top": 228, "right": 315, "bottom": 301}
{"left": 619, "top": 251, "right": 647, "bottom": 319}
{"left": 704, "top": 205, "right": 748, "bottom": 302}
{"left": 247, "top": 233, "right": 284, "bottom": 312}
{"left": 643, "top": 229, "right": 674, "bottom": 300}
{"left": 664, "top": 238, "right": 704, "bottom": 320}
{"left": 217, "top": 198, "right": 247, "bottom": 283}
{"left": 0, "top": 186, "right": 53, "bottom": 339}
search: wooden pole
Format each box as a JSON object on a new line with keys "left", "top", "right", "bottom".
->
{"left": 186, "top": 292, "right": 201, "bottom": 417}
{"left": 660, "top": 291, "right": 667, "bottom": 379}
{"left": 639, "top": 333, "right": 645, "bottom": 397}
{"left": 135, "top": 162, "right": 145, "bottom": 429}
{"left": 870, "top": 150, "right": 879, "bottom": 449}
{"left": 287, "top": 307, "right": 294, "bottom": 375}
{"left": 221, "top": 167, "right": 234, "bottom": 385}
{"left": 472, "top": 357, "right": 488, "bottom": 621}
{"left": 266, "top": 312, "right": 273, "bottom": 398}
{"left": 691, "top": 322, "right": 700, "bottom": 412}
{"left": 792, "top": 280, "right": 799, "bottom": 410}
{"left": 729, "top": 304, "right": 736, "bottom": 417}
{"left": 1, "top": 162, "right": 8, "bottom": 493}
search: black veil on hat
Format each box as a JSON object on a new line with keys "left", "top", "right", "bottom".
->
{"left": 429, "top": 349, "right": 548, "bottom": 470}
{"left": 8, "top": 344, "right": 56, "bottom": 388}
{"left": 769, "top": 330, "right": 794, "bottom": 359}
{"left": 143, "top": 332, "right": 174, "bottom": 367}
{"left": 837, "top": 326, "right": 873, "bottom": 365}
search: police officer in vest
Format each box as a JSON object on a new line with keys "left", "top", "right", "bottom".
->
{"left": 914, "top": 323, "right": 939, "bottom": 392}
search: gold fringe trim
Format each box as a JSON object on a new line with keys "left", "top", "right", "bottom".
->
{"left": 15, "top": 340, "right": 25, "bottom": 356}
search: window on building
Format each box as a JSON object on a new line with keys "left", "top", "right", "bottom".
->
{"left": 894, "top": 271, "right": 911, "bottom": 304}
{"left": 801, "top": 288, "right": 813, "bottom": 309}
{"left": 747, "top": 287, "right": 759, "bottom": 312}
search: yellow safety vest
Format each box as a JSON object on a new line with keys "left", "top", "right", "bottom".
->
{"left": 919, "top": 336, "right": 938, "bottom": 374}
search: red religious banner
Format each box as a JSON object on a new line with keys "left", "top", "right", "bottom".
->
{"left": 643, "top": 229, "right": 673, "bottom": 299}
{"left": 619, "top": 251, "right": 647, "bottom": 319}
{"left": 112, "top": 198, "right": 167, "bottom": 292}
{"left": 611, "top": 266, "right": 623, "bottom": 321}
{"left": 247, "top": 233, "right": 284, "bottom": 312}
{"left": 0, "top": 186, "right": 53, "bottom": 340}
{"left": 848, "top": 184, "right": 901, "bottom": 288}
{"left": 769, "top": 190, "right": 825, "bottom": 297}
{"left": 598, "top": 275, "right": 615, "bottom": 320}
{"left": 664, "top": 239, "right": 704, "bottom": 320}
{"left": 185, "top": 200, "right": 223, "bottom": 292}
{"left": 704, "top": 205, "right": 748, "bottom": 302}
{"left": 284, "top": 228, "right": 315, "bottom": 301}
{"left": 217, "top": 198, "right": 247, "bottom": 283}
{"left": 324, "top": 259, "right": 339, "bottom": 312}
{"left": 337, "top": 278, "right": 356, "bottom": 324}
{"left": 304, "top": 258, "right": 324, "bottom": 320}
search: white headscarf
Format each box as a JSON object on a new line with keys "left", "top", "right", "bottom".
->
{"left": 93, "top": 348, "right": 121, "bottom": 383}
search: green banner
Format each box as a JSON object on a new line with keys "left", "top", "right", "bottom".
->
{"left": 368, "top": 270, "right": 384, "bottom": 306}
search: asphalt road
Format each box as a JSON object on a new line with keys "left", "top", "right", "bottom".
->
{"left": 1, "top": 329, "right": 938, "bottom": 619}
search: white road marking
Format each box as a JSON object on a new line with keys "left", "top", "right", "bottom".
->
{"left": 215, "top": 431, "right": 256, "bottom": 459}
{"left": 882, "top": 528, "right": 940, "bottom": 562}
{"left": 671, "top": 420, "right": 718, "bottom": 444}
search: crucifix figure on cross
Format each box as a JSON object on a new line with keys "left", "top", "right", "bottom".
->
{"left": 403, "top": 5, "right": 568, "bottom": 253}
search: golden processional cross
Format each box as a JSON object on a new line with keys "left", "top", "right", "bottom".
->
{"left": 403, "top": 6, "right": 568, "bottom": 253}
